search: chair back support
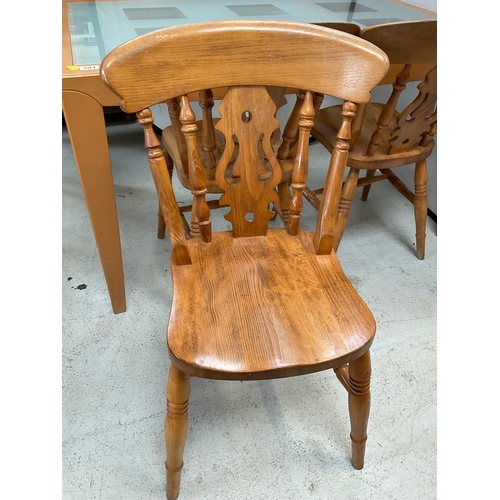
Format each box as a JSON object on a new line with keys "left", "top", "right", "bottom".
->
{"left": 164, "top": 86, "right": 288, "bottom": 185}
{"left": 359, "top": 20, "right": 437, "bottom": 156}
{"left": 164, "top": 21, "right": 361, "bottom": 185}
{"left": 362, "top": 19, "right": 436, "bottom": 84}
{"left": 100, "top": 20, "right": 389, "bottom": 257}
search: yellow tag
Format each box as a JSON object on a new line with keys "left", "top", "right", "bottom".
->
{"left": 67, "top": 65, "right": 80, "bottom": 70}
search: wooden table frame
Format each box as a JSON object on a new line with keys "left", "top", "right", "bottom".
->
{"left": 63, "top": 0, "right": 126, "bottom": 313}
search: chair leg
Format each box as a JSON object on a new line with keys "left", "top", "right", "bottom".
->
{"left": 348, "top": 350, "right": 371, "bottom": 470}
{"left": 333, "top": 167, "right": 360, "bottom": 252}
{"left": 165, "top": 365, "right": 190, "bottom": 500}
{"left": 414, "top": 160, "right": 428, "bottom": 260}
{"left": 360, "top": 170, "right": 376, "bottom": 201}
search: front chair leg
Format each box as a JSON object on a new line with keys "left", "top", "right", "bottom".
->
{"left": 165, "top": 365, "right": 190, "bottom": 500}
{"left": 348, "top": 350, "right": 371, "bottom": 470}
{"left": 414, "top": 159, "right": 428, "bottom": 260}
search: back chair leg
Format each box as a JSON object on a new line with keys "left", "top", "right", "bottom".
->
{"left": 414, "top": 159, "right": 428, "bottom": 260}
{"left": 165, "top": 365, "right": 190, "bottom": 500}
{"left": 348, "top": 350, "right": 371, "bottom": 470}
{"left": 360, "top": 170, "right": 376, "bottom": 201}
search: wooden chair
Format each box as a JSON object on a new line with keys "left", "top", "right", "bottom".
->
{"left": 159, "top": 21, "right": 361, "bottom": 237}
{"left": 310, "top": 19, "right": 437, "bottom": 259}
{"left": 100, "top": 20, "right": 389, "bottom": 499}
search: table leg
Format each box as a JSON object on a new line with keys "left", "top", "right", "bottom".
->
{"left": 62, "top": 90, "right": 126, "bottom": 314}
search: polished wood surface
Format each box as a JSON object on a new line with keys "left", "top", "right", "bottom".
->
{"left": 310, "top": 19, "right": 437, "bottom": 259}
{"left": 100, "top": 21, "right": 388, "bottom": 111}
{"left": 169, "top": 229, "right": 376, "bottom": 379}
{"left": 100, "top": 20, "right": 389, "bottom": 499}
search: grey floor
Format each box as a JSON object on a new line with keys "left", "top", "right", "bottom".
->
{"left": 62, "top": 117, "right": 437, "bottom": 500}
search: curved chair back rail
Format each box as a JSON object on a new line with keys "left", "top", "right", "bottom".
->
{"left": 361, "top": 19, "right": 437, "bottom": 85}
{"left": 100, "top": 20, "right": 388, "bottom": 112}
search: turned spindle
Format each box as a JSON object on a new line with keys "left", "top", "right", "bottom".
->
{"left": 180, "top": 95, "right": 212, "bottom": 243}
{"left": 276, "top": 91, "right": 306, "bottom": 225}
{"left": 313, "top": 101, "right": 356, "bottom": 255}
{"left": 287, "top": 91, "right": 315, "bottom": 236}
{"left": 136, "top": 108, "right": 191, "bottom": 265}
{"left": 199, "top": 89, "right": 217, "bottom": 176}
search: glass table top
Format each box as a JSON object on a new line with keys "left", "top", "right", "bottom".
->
{"left": 67, "top": 0, "right": 435, "bottom": 66}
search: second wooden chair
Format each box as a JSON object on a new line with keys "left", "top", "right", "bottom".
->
{"left": 310, "top": 19, "right": 437, "bottom": 259}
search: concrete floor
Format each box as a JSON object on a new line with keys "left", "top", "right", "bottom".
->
{"left": 62, "top": 117, "right": 437, "bottom": 500}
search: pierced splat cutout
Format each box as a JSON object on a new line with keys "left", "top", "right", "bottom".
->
{"left": 215, "top": 86, "right": 282, "bottom": 237}
{"left": 389, "top": 66, "right": 437, "bottom": 154}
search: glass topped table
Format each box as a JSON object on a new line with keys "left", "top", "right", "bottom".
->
{"left": 67, "top": 0, "right": 434, "bottom": 65}
{"left": 62, "top": 0, "right": 436, "bottom": 313}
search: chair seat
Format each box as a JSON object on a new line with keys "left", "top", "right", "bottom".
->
{"left": 168, "top": 228, "right": 376, "bottom": 380}
{"left": 313, "top": 103, "right": 434, "bottom": 170}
